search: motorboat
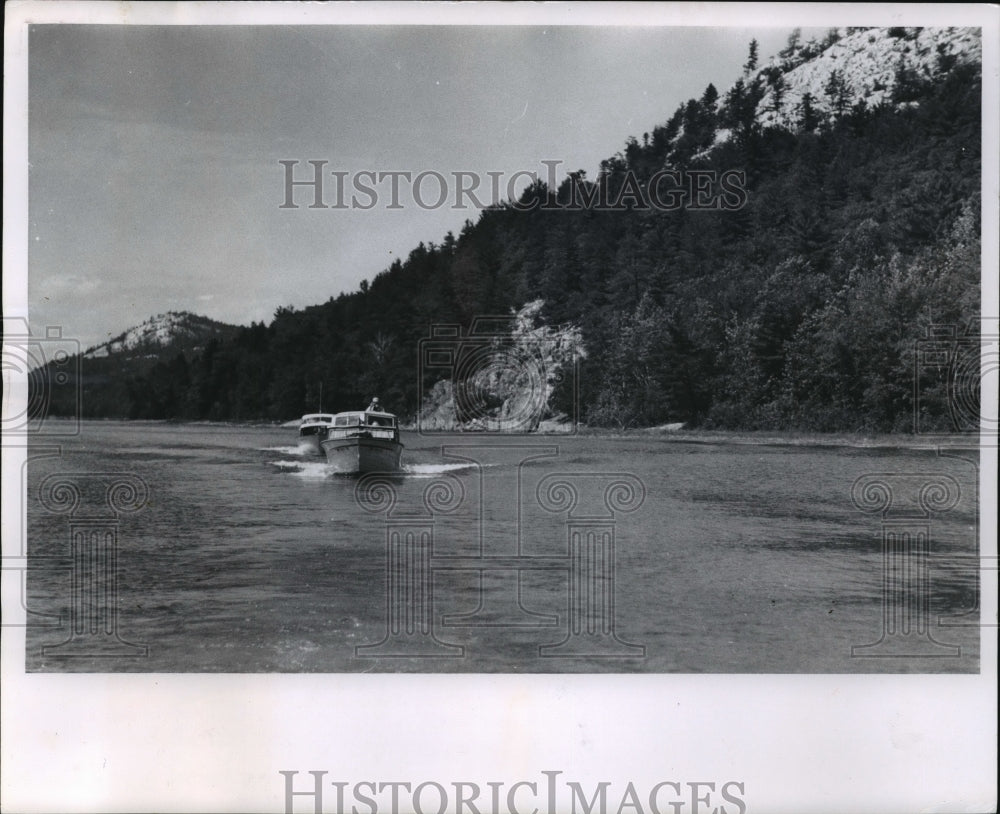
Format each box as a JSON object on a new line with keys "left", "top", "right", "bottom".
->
{"left": 298, "top": 413, "right": 337, "bottom": 455}
{"left": 320, "top": 410, "right": 403, "bottom": 473}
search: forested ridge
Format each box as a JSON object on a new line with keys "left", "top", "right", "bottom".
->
{"left": 39, "top": 28, "right": 982, "bottom": 432}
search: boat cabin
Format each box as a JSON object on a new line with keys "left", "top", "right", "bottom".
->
{"left": 299, "top": 413, "right": 337, "bottom": 437}
{"left": 328, "top": 411, "right": 399, "bottom": 441}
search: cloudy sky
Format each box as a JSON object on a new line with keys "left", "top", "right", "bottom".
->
{"left": 27, "top": 16, "right": 807, "bottom": 350}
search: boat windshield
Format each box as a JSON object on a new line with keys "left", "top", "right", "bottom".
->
{"left": 365, "top": 413, "right": 396, "bottom": 428}
{"left": 301, "top": 413, "right": 336, "bottom": 423}
{"left": 326, "top": 411, "right": 398, "bottom": 441}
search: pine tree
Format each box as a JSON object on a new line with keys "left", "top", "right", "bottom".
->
{"left": 797, "top": 92, "right": 820, "bottom": 131}
{"left": 779, "top": 28, "right": 801, "bottom": 60}
{"left": 770, "top": 73, "right": 786, "bottom": 114}
{"left": 743, "top": 39, "right": 759, "bottom": 76}
{"left": 700, "top": 83, "right": 719, "bottom": 114}
{"left": 824, "top": 70, "right": 853, "bottom": 117}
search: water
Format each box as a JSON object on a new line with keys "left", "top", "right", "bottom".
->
{"left": 24, "top": 422, "right": 980, "bottom": 672}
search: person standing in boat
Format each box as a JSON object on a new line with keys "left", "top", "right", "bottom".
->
{"left": 367, "top": 396, "right": 382, "bottom": 412}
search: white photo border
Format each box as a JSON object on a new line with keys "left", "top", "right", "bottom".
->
{"left": 3, "top": 2, "right": 997, "bottom": 812}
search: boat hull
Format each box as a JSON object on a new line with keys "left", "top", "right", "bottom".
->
{"left": 321, "top": 436, "right": 403, "bottom": 473}
{"left": 298, "top": 414, "right": 336, "bottom": 456}
{"left": 298, "top": 432, "right": 326, "bottom": 455}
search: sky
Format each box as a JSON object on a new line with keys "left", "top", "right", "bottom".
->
{"left": 26, "top": 19, "right": 808, "bottom": 351}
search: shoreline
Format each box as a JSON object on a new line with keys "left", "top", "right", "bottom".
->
{"left": 36, "top": 417, "right": 980, "bottom": 450}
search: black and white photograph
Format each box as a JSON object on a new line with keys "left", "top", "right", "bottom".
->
{"left": 3, "top": 2, "right": 997, "bottom": 812}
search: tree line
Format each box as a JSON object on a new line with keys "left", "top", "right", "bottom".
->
{"left": 40, "top": 34, "right": 982, "bottom": 432}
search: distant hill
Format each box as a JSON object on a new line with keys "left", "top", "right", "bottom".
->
{"left": 34, "top": 27, "right": 983, "bottom": 430}
{"left": 83, "top": 311, "right": 239, "bottom": 361}
{"left": 37, "top": 311, "right": 239, "bottom": 420}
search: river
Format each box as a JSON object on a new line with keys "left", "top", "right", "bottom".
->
{"left": 23, "top": 422, "right": 980, "bottom": 672}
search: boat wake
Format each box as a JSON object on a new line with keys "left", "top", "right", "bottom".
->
{"left": 260, "top": 444, "right": 313, "bottom": 456}
{"left": 270, "top": 460, "right": 331, "bottom": 479}
{"left": 270, "top": 459, "right": 479, "bottom": 480}
{"left": 401, "top": 462, "right": 477, "bottom": 477}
